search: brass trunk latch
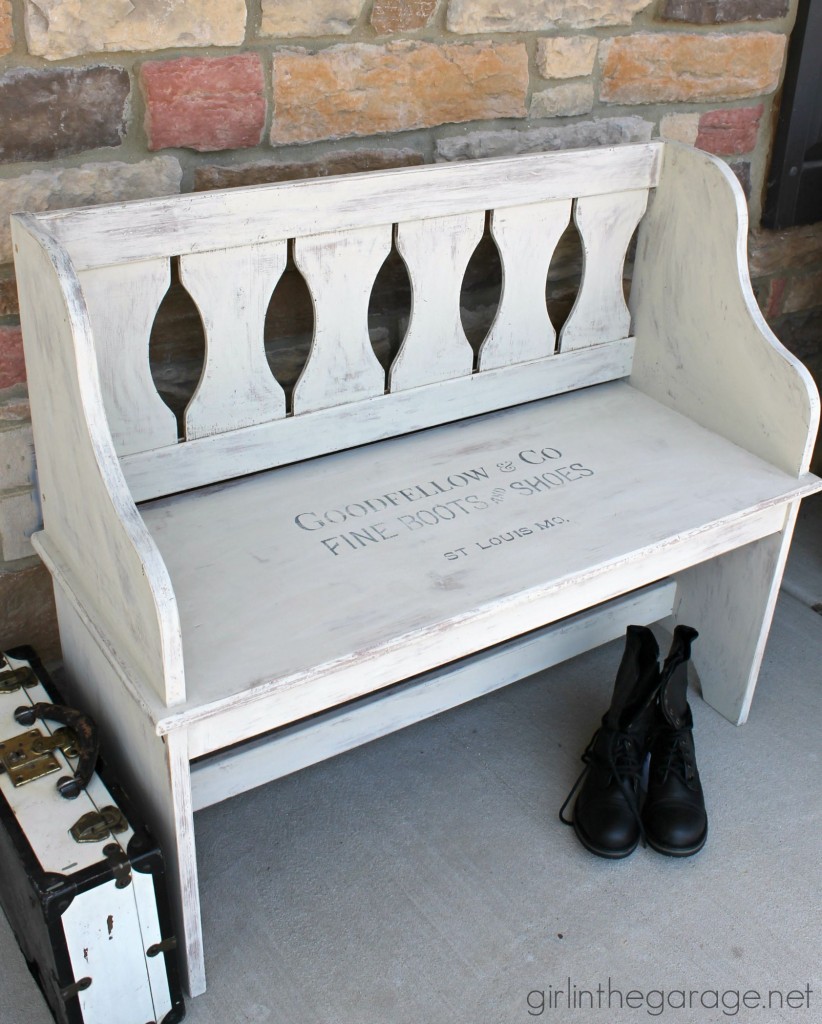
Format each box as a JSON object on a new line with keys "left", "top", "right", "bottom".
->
{"left": 70, "top": 806, "right": 129, "bottom": 844}
{"left": 0, "top": 665, "right": 38, "bottom": 694}
{"left": 0, "top": 727, "right": 79, "bottom": 787}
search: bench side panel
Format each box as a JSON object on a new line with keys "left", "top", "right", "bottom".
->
{"left": 11, "top": 214, "right": 186, "bottom": 707}
{"left": 630, "top": 143, "right": 820, "bottom": 476}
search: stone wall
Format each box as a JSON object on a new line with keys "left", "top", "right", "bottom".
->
{"left": 0, "top": 0, "right": 819, "bottom": 658}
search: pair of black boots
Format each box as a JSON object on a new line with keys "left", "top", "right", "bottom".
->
{"left": 560, "top": 625, "right": 707, "bottom": 859}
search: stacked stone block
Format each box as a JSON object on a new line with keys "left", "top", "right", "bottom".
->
{"left": 0, "top": 0, "right": 818, "bottom": 655}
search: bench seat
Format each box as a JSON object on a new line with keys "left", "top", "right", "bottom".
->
{"left": 140, "top": 379, "right": 819, "bottom": 745}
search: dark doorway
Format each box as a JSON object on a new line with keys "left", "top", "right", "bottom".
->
{"left": 763, "top": 0, "right": 822, "bottom": 228}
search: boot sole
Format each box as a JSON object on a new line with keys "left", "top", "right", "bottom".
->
{"left": 572, "top": 817, "right": 639, "bottom": 860}
{"left": 645, "top": 826, "right": 708, "bottom": 858}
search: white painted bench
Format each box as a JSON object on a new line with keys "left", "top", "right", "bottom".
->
{"left": 13, "top": 142, "right": 821, "bottom": 996}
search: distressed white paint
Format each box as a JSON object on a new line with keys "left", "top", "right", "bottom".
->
{"left": 478, "top": 201, "right": 571, "bottom": 371}
{"left": 670, "top": 502, "right": 799, "bottom": 726}
{"left": 139, "top": 380, "right": 820, "bottom": 743}
{"left": 630, "top": 144, "right": 820, "bottom": 476}
{"left": 38, "top": 144, "right": 663, "bottom": 272}
{"left": 52, "top": 593, "right": 205, "bottom": 997}
{"left": 78, "top": 259, "right": 178, "bottom": 457}
{"left": 123, "top": 339, "right": 635, "bottom": 502}
{"left": 180, "top": 242, "right": 287, "bottom": 439}
{"left": 174, "top": 499, "right": 794, "bottom": 758}
{"left": 625, "top": 146, "right": 822, "bottom": 728}
{"left": 190, "top": 581, "right": 676, "bottom": 810}
{"left": 12, "top": 141, "right": 822, "bottom": 999}
{"left": 560, "top": 189, "right": 649, "bottom": 351}
{"left": 389, "top": 212, "right": 484, "bottom": 390}
{"left": 292, "top": 226, "right": 392, "bottom": 413}
{"left": 11, "top": 217, "right": 185, "bottom": 708}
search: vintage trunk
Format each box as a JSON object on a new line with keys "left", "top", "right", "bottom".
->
{"left": 0, "top": 647, "right": 185, "bottom": 1024}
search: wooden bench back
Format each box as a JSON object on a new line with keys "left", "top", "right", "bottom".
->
{"left": 38, "top": 142, "right": 662, "bottom": 502}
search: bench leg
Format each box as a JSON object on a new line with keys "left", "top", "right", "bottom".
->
{"left": 161, "top": 731, "right": 205, "bottom": 997}
{"left": 669, "top": 503, "right": 800, "bottom": 725}
{"left": 51, "top": 588, "right": 207, "bottom": 996}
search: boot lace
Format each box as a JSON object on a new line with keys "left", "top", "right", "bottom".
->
{"left": 559, "top": 727, "right": 646, "bottom": 839}
{"left": 653, "top": 726, "right": 697, "bottom": 787}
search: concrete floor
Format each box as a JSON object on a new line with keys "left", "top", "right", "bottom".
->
{"left": 2, "top": 495, "right": 820, "bottom": 1024}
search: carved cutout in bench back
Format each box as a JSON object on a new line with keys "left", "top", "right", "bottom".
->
{"left": 62, "top": 145, "right": 663, "bottom": 498}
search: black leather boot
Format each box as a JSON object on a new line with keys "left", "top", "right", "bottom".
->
{"left": 642, "top": 626, "right": 707, "bottom": 857}
{"left": 560, "top": 626, "right": 661, "bottom": 859}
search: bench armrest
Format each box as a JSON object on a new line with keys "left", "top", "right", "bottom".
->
{"left": 11, "top": 214, "right": 185, "bottom": 707}
{"left": 629, "top": 142, "right": 820, "bottom": 477}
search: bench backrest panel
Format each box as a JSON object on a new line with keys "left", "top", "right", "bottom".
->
{"left": 49, "top": 143, "right": 662, "bottom": 500}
